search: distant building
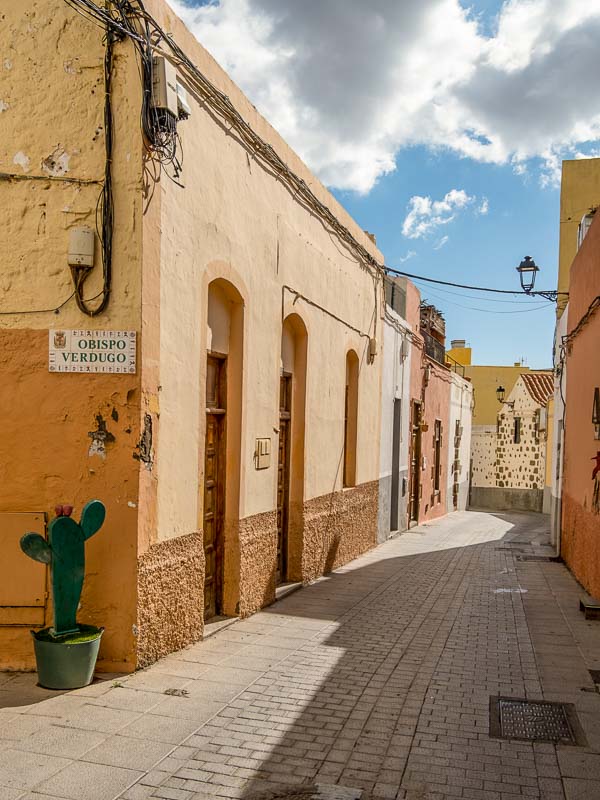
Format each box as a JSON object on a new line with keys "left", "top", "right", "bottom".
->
{"left": 446, "top": 342, "right": 552, "bottom": 511}
{"left": 378, "top": 283, "right": 473, "bottom": 538}
{"left": 493, "top": 373, "right": 554, "bottom": 512}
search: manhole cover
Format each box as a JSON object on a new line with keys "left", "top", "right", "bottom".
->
{"left": 489, "top": 697, "right": 587, "bottom": 745}
{"left": 516, "top": 555, "right": 562, "bottom": 562}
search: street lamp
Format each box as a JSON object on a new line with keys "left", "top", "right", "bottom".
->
{"left": 496, "top": 385, "right": 506, "bottom": 404}
{"left": 515, "top": 256, "right": 568, "bottom": 302}
{"left": 516, "top": 256, "right": 539, "bottom": 293}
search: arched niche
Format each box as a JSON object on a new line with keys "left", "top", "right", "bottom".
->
{"left": 278, "top": 313, "right": 308, "bottom": 583}
{"left": 202, "top": 278, "right": 244, "bottom": 619}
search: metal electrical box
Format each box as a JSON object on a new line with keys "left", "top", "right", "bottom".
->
{"left": 151, "top": 56, "right": 178, "bottom": 116}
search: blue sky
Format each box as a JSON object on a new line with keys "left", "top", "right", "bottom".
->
{"left": 169, "top": 0, "right": 600, "bottom": 367}
{"left": 333, "top": 146, "right": 558, "bottom": 368}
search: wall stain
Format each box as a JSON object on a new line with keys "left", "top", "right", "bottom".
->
{"left": 134, "top": 413, "right": 153, "bottom": 468}
{"left": 88, "top": 413, "right": 115, "bottom": 459}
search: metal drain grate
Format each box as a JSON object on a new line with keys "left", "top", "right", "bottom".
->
{"left": 516, "top": 554, "right": 562, "bottom": 562}
{"left": 489, "top": 696, "right": 587, "bottom": 745}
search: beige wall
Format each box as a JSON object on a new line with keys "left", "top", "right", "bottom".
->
{"left": 148, "top": 0, "right": 383, "bottom": 537}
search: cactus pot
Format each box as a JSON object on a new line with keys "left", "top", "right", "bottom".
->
{"left": 32, "top": 625, "right": 104, "bottom": 690}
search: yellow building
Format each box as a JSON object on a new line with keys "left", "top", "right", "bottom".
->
{"left": 558, "top": 158, "right": 600, "bottom": 317}
{"left": 446, "top": 341, "right": 546, "bottom": 426}
{"left": 0, "top": 0, "right": 386, "bottom": 670}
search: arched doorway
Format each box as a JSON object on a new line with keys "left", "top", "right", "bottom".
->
{"left": 278, "top": 314, "right": 307, "bottom": 584}
{"left": 204, "top": 279, "right": 243, "bottom": 620}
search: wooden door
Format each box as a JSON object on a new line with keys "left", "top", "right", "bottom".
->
{"left": 390, "top": 398, "right": 402, "bottom": 531}
{"left": 204, "top": 354, "right": 226, "bottom": 620}
{"left": 276, "top": 374, "right": 291, "bottom": 585}
{"left": 409, "top": 401, "right": 421, "bottom": 524}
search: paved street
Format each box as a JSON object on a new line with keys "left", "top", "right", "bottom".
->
{"left": 2, "top": 511, "right": 600, "bottom": 800}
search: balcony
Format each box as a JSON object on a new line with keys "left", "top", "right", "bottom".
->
{"left": 422, "top": 330, "right": 446, "bottom": 366}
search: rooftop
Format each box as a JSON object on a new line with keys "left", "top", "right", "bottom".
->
{"left": 521, "top": 372, "right": 554, "bottom": 406}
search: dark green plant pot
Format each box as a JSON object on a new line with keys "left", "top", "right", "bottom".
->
{"left": 32, "top": 625, "right": 104, "bottom": 690}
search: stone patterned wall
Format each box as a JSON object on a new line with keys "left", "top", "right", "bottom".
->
{"left": 471, "top": 426, "right": 496, "bottom": 488}
{"left": 496, "top": 379, "right": 545, "bottom": 491}
{"left": 136, "top": 532, "right": 204, "bottom": 668}
{"left": 301, "top": 481, "right": 379, "bottom": 581}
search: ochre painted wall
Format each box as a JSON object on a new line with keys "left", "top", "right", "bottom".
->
{"left": 562, "top": 212, "right": 600, "bottom": 597}
{"left": 558, "top": 158, "right": 600, "bottom": 317}
{"left": 0, "top": 3, "right": 143, "bottom": 670}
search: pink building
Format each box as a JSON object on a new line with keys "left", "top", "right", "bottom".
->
{"left": 562, "top": 210, "right": 600, "bottom": 598}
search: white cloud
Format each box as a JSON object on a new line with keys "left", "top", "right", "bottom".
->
{"left": 478, "top": 197, "right": 489, "bottom": 215}
{"left": 398, "top": 250, "right": 417, "bottom": 262}
{"left": 402, "top": 189, "right": 476, "bottom": 239}
{"left": 168, "top": 0, "right": 600, "bottom": 193}
{"left": 434, "top": 236, "right": 449, "bottom": 250}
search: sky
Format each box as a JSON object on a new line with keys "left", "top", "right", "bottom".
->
{"left": 167, "top": 0, "right": 600, "bottom": 367}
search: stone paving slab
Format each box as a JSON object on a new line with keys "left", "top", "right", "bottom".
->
{"left": 1, "top": 511, "right": 600, "bottom": 800}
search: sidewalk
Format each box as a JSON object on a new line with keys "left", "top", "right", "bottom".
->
{"left": 1, "top": 511, "right": 600, "bottom": 800}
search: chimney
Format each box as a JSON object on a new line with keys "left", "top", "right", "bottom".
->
{"left": 451, "top": 339, "right": 466, "bottom": 349}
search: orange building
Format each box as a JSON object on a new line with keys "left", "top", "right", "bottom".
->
{"left": 561, "top": 209, "right": 600, "bottom": 598}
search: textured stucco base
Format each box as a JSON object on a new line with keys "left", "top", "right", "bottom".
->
{"left": 302, "top": 480, "right": 378, "bottom": 581}
{"left": 469, "top": 486, "right": 543, "bottom": 513}
{"left": 237, "top": 510, "right": 278, "bottom": 617}
{"left": 136, "top": 532, "right": 204, "bottom": 668}
{"left": 561, "top": 492, "right": 600, "bottom": 600}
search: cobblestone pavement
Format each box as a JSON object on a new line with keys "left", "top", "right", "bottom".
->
{"left": 2, "top": 511, "right": 600, "bottom": 800}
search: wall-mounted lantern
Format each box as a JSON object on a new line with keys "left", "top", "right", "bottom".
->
{"left": 496, "top": 385, "right": 506, "bottom": 404}
{"left": 515, "top": 255, "right": 567, "bottom": 302}
{"left": 516, "top": 256, "right": 539, "bottom": 294}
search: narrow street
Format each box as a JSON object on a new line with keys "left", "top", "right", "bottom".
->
{"left": 2, "top": 511, "right": 600, "bottom": 800}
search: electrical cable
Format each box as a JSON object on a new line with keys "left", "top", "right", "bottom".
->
{"left": 419, "top": 287, "right": 554, "bottom": 314}
{"left": 0, "top": 293, "right": 76, "bottom": 316}
{"left": 68, "top": 24, "right": 114, "bottom": 316}
{"left": 0, "top": 172, "right": 102, "bottom": 186}
{"left": 408, "top": 277, "right": 550, "bottom": 305}
{"left": 386, "top": 266, "right": 535, "bottom": 296}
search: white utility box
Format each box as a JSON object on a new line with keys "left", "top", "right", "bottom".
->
{"left": 151, "top": 56, "right": 178, "bottom": 117}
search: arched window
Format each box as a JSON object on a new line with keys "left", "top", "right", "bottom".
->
{"left": 343, "top": 350, "right": 359, "bottom": 488}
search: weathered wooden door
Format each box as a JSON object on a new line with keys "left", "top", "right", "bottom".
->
{"left": 203, "top": 354, "right": 226, "bottom": 620}
{"left": 390, "top": 398, "right": 402, "bottom": 531}
{"left": 276, "top": 374, "right": 291, "bottom": 584}
{"left": 409, "top": 401, "right": 421, "bottom": 524}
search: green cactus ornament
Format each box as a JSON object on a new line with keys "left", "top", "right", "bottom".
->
{"left": 20, "top": 501, "right": 105, "bottom": 637}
